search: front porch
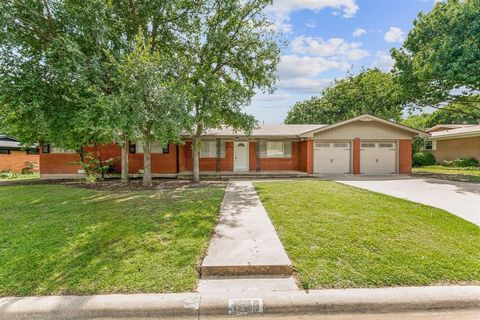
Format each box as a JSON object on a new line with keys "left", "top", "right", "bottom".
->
{"left": 177, "top": 170, "right": 309, "bottom": 179}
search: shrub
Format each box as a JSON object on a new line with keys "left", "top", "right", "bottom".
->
{"left": 442, "top": 158, "right": 479, "bottom": 168}
{"left": 0, "top": 170, "right": 13, "bottom": 179}
{"left": 413, "top": 152, "right": 436, "bottom": 167}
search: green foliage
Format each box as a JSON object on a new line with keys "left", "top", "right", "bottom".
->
{"left": 255, "top": 181, "right": 480, "bottom": 289}
{"left": 392, "top": 0, "right": 480, "bottom": 119}
{"left": 413, "top": 152, "right": 436, "bottom": 167}
{"left": 442, "top": 158, "right": 479, "bottom": 168}
{"left": 285, "top": 69, "right": 404, "bottom": 124}
{"left": 0, "top": 184, "right": 225, "bottom": 295}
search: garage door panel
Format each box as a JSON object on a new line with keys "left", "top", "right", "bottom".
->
{"left": 314, "top": 142, "right": 351, "bottom": 174}
{"left": 360, "top": 142, "right": 396, "bottom": 174}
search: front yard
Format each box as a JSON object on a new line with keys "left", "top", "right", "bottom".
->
{"left": 255, "top": 180, "right": 480, "bottom": 289}
{"left": 0, "top": 182, "right": 225, "bottom": 296}
{"left": 413, "top": 166, "right": 480, "bottom": 183}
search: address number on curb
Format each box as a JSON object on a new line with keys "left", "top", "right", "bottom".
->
{"left": 228, "top": 298, "right": 264, "bottom": 315}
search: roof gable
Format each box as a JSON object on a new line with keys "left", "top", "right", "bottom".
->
{"left": 300, "top": 114, "right": 429, "bottom": 138}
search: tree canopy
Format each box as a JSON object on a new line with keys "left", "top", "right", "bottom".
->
{"left": 285, "top": 69, "right": 405, "bottom": 124}
{"left": 391, "top": 0, "right": 480, "bottom": 119}
{"left": 179, "top": 0, "right": 280, "bottom": 182}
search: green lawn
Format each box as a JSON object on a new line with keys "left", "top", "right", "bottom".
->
{"left": 0, "top": 183, "right": 224, "bottom": 296}
{"left": 255, "top": 180, "right": 480, "bottom": 289}
{"left": 413, "top": 166, "right": 480, "bottom": 182}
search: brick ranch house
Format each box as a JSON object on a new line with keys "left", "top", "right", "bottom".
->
{"left": 424, "top": 124, "right": 480, "bottom": 162}
{"left": 0, "top": 135, "right": 39, "bottom": 173}
{"left": 39, "top": 114, "right": 428, "bottom": 179}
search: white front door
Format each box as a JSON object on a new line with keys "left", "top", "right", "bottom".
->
{"left": 314, "top": 142, "right": 351, "bottom": 174}
{"left": 234, "top": 141, "right": 249, "bottom": 172}
{"left": 360, "top": 142, "right": 397, "bottom": 174}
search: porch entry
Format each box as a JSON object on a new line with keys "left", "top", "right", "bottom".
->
{"left": 234, "top": 141, "right": 249, "bottom": 171}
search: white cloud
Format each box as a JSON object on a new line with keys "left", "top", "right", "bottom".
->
{"left": 291, "top": 36, "right": 369, "bottom": 61}
{"left": 278, "top": 54, "right": 350, "bottom": 79}
{"left": 371, "top": 51, "right": 395, "bottom": 71}
{"left": 384, "top": 27, "right": 406, "bottom": 43}
{"left": 267, "top": 0, "right": 359, "bottom": 33}
{"left": 278, "top": 78, "right": 333, "bottom": 94}
{"left": 352, "top": 28, "right": 366, "bottom": 37}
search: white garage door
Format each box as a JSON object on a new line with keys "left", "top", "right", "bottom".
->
{"left": 314, "top": 142, "right": 351, "bottom": 174}
{"left": 360, "top": 142, "right": 397, "bottom": 174}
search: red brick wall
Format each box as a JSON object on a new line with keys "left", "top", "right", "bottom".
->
{"left": 0, "top": 151, "right": 39, "bottom": 173}
{"left": 258, "top": 141, "right": 301, "bottom": 171}
{"left": 183, "top": 141, "right": 234, "bottom": 172}
{"left": 399, "top": 139, "right": 412, "bottom": 174}
{"left": 128, "top": 143, "right": 178, "bottom": 174}
{"left": 299, "top": 140, "right": 313, "bottom": 173}
{"left": 353, "top": 138, "right": 360, "bottom": 175}
{"left": 40, "top": 144, "right": 121, "bottom": 174}
{"left": 249, "top": 142, "right": 257, "bottom": 171}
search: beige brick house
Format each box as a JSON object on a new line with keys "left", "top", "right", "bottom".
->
{"left": 425, "top": 125, "right": 480, "bottom": 162}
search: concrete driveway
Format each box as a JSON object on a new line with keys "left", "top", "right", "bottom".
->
{"left": 333, "top": 175, "right": 480, "bottom": 227}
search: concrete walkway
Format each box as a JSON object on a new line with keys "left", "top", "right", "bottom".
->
{"left": 200, "top": 181, "right": 293, "bottom": 278}
{"left": 334, "top": 175, "right": 480, "bottom": 227}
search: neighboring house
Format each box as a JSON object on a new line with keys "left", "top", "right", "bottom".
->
{"left": 425, "top": 124, "right": 480, "bottom": 162}
{"left": 0, "top": 135, "right": 39, "bottom": 173}
{"left": 39, "top": 114, "right": 427, "bottom": 179}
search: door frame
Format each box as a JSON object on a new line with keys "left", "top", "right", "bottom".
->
{"left": 234, "top": 141, "right": 249, "bottom": 172}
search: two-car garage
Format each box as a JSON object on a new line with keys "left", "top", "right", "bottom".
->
{"left": 306, "top": 114, "right": 424, "bottom": 175}
{"left": 313, "top": 140, "right": 397, "bottom": 174}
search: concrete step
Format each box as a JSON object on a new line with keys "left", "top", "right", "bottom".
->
{"left": 201, "top": 264, "right": 293, "bottom": 278}
{"left": 197, "top": 277, "right": 298, "bottom": 293}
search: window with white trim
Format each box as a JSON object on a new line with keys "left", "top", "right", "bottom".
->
{"left": 200, "top": 141, "right": 225, "bottom": 158}
{"left": 135, "top": 142, "right": 169, "bottom": 154}
{"left": 315, "top": 143, "right": 330, "bottom": 148}
{"left": 424, "top": 140, "right": 436, "bottom": 150}
{"left": 361, "top": 143, "right": 375, "bottom": 148}
{"left": 259, "top": 141, "right": 292, "bottom": 158}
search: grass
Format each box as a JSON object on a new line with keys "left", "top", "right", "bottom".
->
{"left": 0, "top": 183, "right": 225, "bottom": 296}
{"left": 413, "top": 166, "right": 480, "bottom": 182}
{"left": 0, "top": 172, "right": 39, "bottom": 181}
{"left": 254, "top": 180, "right": 480, "bottom": 289}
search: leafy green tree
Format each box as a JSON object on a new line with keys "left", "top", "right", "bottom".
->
{"left": 108, "top": 39, "right": 188, "bottom": 187}
{"left": 0, "top": 0, "right": 196, "bottom": 183}
{"left": 285, "top": 69, "right": 404, "bottom": 124}
{"left": 179, "top": 0, "right": 280, "bottom": 182}
{"left": 392, "top": 0, "right": 480, "bottom": 119}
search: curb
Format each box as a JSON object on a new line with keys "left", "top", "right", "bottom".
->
{"left": 1, "top": 286, "right": 479, "bottom": 319}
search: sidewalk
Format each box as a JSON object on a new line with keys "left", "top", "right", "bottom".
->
{"left": 200, "top": 180, "right": 293, "bottom": 278}
{"left": 1, "top": 286, "right": 479, "bottom": 319}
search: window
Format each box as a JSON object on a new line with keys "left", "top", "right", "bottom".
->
{"left": 129, "top": 143, "right": 136, "bottom": 154}
{"left": 0, "top": 149, "right": 10, "bottom": 154}
{"left": 259, "top": 141, "right": 292, "bottom": 158}
{"left": 42, "top": 144, "right": 50, "bottom": 154}
{"left": 162, "top": 145, "right": 169, "bottom": 154}
{"left": 379, "top": 143, "right": 394, "bottom": 148}
{"left": 361, "top": 143, "right": 375, "bottom": 148}
{"left": 50, "top": 147, "right": 76, "bottom": 154}
{"left": 26, "top": 148, "right": 39, "bottom": 155}
{"left": 424, "top": 140, "right": 436, "bottom": 150}
{"left": 134, "top": 142, "right": 169, "bottom": 154}
{"left": 315, "top": 143, "right": 330, "bottom": 148}
{"left": 200, "top": 141, "right": 225, "bottom": 158}
{"left": 333, "top": 143, "right": 349, "bottom": 148}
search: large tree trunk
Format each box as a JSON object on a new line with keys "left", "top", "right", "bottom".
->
{"left": 121, "top": 139, "right": 129, "bottom": 183}
{"left": 192, "top": 136, "right": 201, "bottom": 183}
{"left": 142, "top": 141, "right": 152, "bottom": 187}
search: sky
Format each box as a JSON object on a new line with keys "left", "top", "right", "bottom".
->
{"left": 244, "top": 0, "right": 438, "bottom": 124}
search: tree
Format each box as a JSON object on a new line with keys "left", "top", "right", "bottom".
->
{"left": 108, "top": 39, "right": 188, "bottom": 187}
{"left": 0, "top": 0, "right": 196, "bottom": 183}
{"left": 391, "top": 0, "right": 480, "bottom": 120}
{"left": 179, "top": 0, "right": 280, "bottom": 183}
{"left": 285, "top": 69, "right": 405, "bottom": 124}
{"left": 402, "top": 97, "right": 480, "bottom": 130}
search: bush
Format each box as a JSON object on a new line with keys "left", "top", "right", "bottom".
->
{"left": 442, "top": 157, "right": 479, "bottom": 168}
{"left": 413, "top": 152, "right": 436, "bottom": 167}
{"left": 0, "top": 170, "right": 13, "bottom": 179}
